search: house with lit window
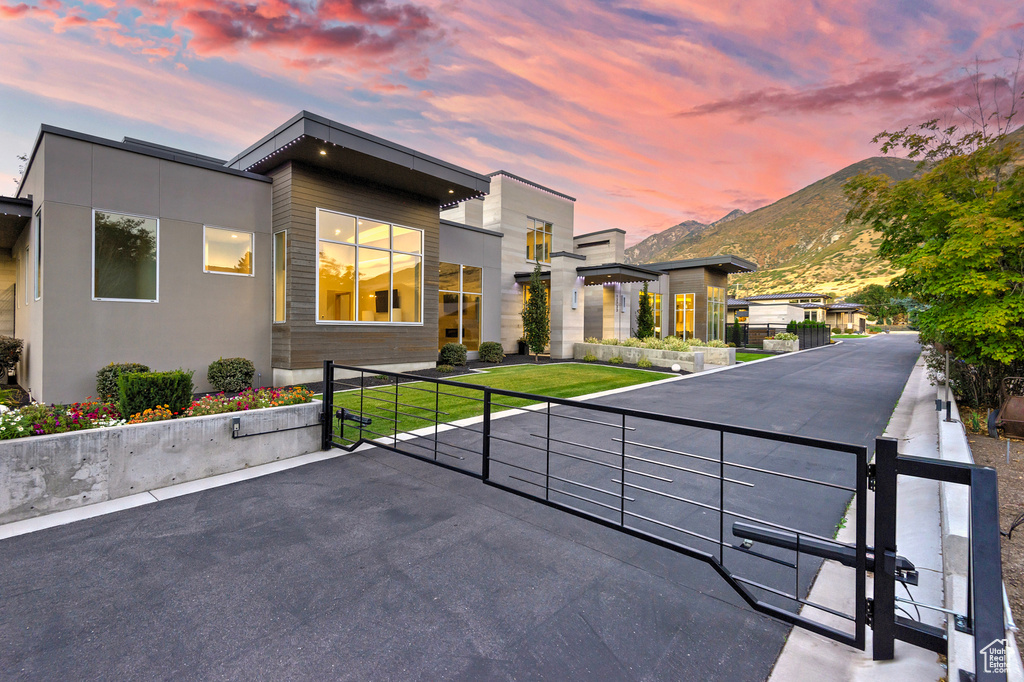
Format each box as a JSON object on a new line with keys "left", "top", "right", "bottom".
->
{"left": 3, "top": 111, "right": 754, "bottom": 404}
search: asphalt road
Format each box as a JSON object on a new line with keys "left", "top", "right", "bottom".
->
{"left": 0, "top": 335, "right": 922, "bottom": 681}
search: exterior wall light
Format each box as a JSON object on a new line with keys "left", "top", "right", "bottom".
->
{"left": 319, "top": 150, "right": 327, "bottom": 156}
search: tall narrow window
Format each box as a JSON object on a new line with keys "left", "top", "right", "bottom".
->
{"left": 317, "top": 208, "right": 422, "bottom": 324}
{"left": 645, "top": 293, "right": 662, "bottom": 337}
{"left": 274, "top": 231, "right": 286, "bottom": 322}
{"left": 204, "top": 226, "right": 254, "bottom": 275}
{"left": 93, "top": 210, "right": 158, "bottom": 302}
{"left": 33, "top": 209, "right": 41, "bottom": 300}
{"left": 526, "top": 218, "right": 553, "bottom": 263}
{"left": 707, "top": 286, "right": 726, "bottom": 341}
{"left": 675, "top": 293, "right": 694, "bottom": 339}
{"left": 23, "top": 245, "right": 29, "bottom": 306}
{"left": 439, "top": 262, "right": 483, "bottom": 351}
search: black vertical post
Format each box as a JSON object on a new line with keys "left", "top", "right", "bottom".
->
{"left": 481, "top": 390, "right": 491, "bottom": 480}
{"left": 545, "top": 403, "right": 551, "bottom": 500}
{"left": 873, "top": 437, "right": 899, "bottom": 660}
{"left": 620, "top": 414, "right": 627, "bottom": 527}
{"left": 719, "top": 430, "right": 725, "bottom": 565}
{"left": 321, "top": 360, "right": 333, "bottom": 450}
{"left": 393, "top": 374, "right": 399, "bottom": 447}
{"left": 971, "top": 466, "right": 1007, "bottom": 681}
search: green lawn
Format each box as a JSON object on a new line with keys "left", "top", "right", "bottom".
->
{"left": 322, "top": 363, "right": 667, "bottom": 441}
{"left": 736, "top": 352, "right": 774, "bottom": 362}
{"left": 833, "top": 334, "right": 869, "bottom": 338}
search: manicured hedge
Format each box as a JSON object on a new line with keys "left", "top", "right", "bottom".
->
{"left": 118, "top": 369, "right": 195, "bottom": 418}
{"left": 97, "top": 363, "right": 151, "bottom": 403}
{"left": 439, "top": 343, "right": 467, "bottom": 366}
{"left": 207, "top": 357, "right": 255, "bottom": 393}
{"left": 479, "top": 342, "right": 504, "bottom": 363}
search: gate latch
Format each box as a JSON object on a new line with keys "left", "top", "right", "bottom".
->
{"left": 867, "top": 463, "right": 877, "bottom": 491}
{"left": 337, "top": 408, "right": 372, "bottom": 426}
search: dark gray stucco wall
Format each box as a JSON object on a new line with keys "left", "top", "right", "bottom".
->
{"left": 438, "top": 221, "right": 502, "bottom": 348}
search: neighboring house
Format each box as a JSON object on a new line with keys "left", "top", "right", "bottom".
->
{"left": 3, "top": 111, "right": 755, "bottom": 404}
{"left": 825, "top": 302, "right": 868, "bottom": 332}
{"left": 726, "top": 298, "right": 748, "bottom": 324}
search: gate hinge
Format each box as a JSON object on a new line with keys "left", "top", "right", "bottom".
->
{"left": 318, "top": 410, "right": 325, "bottom": 423}
{"left": 865, "top": 598, "right": 874, "bottom": 627}
{"left": 867, "top": 463, "right": 877, "bottom": 491}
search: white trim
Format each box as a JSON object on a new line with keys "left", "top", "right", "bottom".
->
{"left": 314, "top": 207, "right": 424, "bottom": 326}
{"left": 33, "top": 207, "right": 41, "bottom": 301}
{"left": 273, "top": 229, "right": 286, "bottom": 323}
{"left": 91, "top": 208, "right": 160, "bottom": 303}
{"left": 202, "top": 225, "right": 255, "bottom": 277}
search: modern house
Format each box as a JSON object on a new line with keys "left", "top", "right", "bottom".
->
{"left": 4, "top": 111, "right": 754, "bottom": 404}
{"left": 724, "top": 291, "right": 867, "bottom": 330}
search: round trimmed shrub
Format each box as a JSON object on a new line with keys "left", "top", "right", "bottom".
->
{"left": 636, "top": 357, "right": 653, "bottom": 369}
{"left": 478, "top": 342, "right": 504, "bottom": 363}
{"left": 97, "top": 362, "right": 151, "bottom": 403}
{"left": 207, "top": 357, "right": 256, "bottom": 393}
{"left": 439, "top": 343, "right": 467, "bottom": 366}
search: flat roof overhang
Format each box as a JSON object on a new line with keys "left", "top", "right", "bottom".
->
{"left": 514, "top": 270, "right": 551, "bottom": 284}
{"left": 576, "top": 263, "right": 663, "bottom": 285}
{"left": 0, "top": 197, "right": 32, "bottom": 249}
{"left": 645, "top": 255, "right": 758, "bottom": 275}
{"left": 227, "top": 111, "right": 491, "bottom": 205}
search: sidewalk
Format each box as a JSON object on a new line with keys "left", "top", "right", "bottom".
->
{"left": 769, "top": 353, "right": 946, "bottom": 681}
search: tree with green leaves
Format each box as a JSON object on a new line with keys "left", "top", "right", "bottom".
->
{"left": 846, "top": 284, "right": 907, "bottom": 324}
{"left": 635, "top": 282, "right": 655, "bottom": 339}
{"left": 521, "top": 262, "right": 549, "bottom": 362}
{"left": 843, "top": 56, "right": 1024, "bottom": 365}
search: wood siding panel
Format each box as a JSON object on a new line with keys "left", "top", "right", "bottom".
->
{"left": 271, "top": 161, "right": 440, "bottom": 370}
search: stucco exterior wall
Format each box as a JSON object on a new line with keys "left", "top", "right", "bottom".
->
{"left": 29, "top": 133, "right": 273, "bottom": 403}
{"left": 479, "top": 174, "right": 575, "bottom": 352}
{"left": 747, "top": 302, "right": 804, "bottom": 325}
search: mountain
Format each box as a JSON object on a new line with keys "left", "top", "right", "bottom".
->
{"left": 623, "top": 209, "right": 745, "bottom": 264}
{"left": 624, "top": 156, "right": 919, "bottom": 295}
{"left": 625, "top": 126, "right": 1024, "bottom": 296}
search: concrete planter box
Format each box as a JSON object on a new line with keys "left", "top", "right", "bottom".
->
{"left": 691, "top": 346, "right": 736, "bottom": 366}
{"left": 0, "top": 401, "right": 322, "bottom": 524}
{"left": 574, "top": 342, "right": 704, "bottom": 373}
{"left": 763, "top": 339, "right": 799, "bottom": 353}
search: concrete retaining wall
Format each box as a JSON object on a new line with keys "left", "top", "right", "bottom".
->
{"left": 763, "top": 339, "right": 799, "bottom": 353}
{"left": 690, "top": 346, "right": 735, "bottom": 366}
{"left": 574, "top": 342, "right": 704, "bottom": 373}
{"left": 0, "top": 401, "right": 322, "bottom": 524}
{"left": 937, "top": 385, "right": 1024, "bottom": 680}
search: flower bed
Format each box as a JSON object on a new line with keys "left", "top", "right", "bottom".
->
{"left": 574, "top": 341, "right": 705, "bottom": 372}
{"left": 0, "top": 387, "right": 314, "bottom": 438}
{"left": 582, "top": 336, "right": 735, "bottom": 366}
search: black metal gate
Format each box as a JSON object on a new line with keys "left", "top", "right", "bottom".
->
{"left": 319, "top": 361, "right": 1007, "bottom": 679}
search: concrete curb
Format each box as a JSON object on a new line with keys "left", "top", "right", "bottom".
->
{"left": 937, "top": 384, "right": 1024, "bottom": 680}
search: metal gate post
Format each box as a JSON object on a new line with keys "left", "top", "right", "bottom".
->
{"left": 321, "top": 360, "right": 334, "bottom": 450}
{"left": 971, "top": 466, "right": 1006, "bottom": 681}
{"left": 481, "top": 389, "right": 491, "bottom": 480}
{"left": 873, "top": 437, "right": 899, "bottom": 660}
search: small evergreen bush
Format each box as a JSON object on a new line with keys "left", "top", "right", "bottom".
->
{"left": 436, "top": 364, "right": 455, "bottom": 373}
{"left": 479, "top": 342, "right": 504, "bottom": 363}
{"left": 439, "top": 342, "right": 467, "bottom": 366}
{"left": 118, "top": 369, "right": 195, "bottom": 419}
{"left": 609, "top": 356, "right": 624, "bottom": 364}
{"left": 582, "top": 353, "right": 598, "bottom": 362}
{"left": 637, "top": 357, "right": 653, "bottom": 368}
{"left": 0, "top": 336, "right": 23, "bottom": 379}
{"left": 97, "top": 362, "right": 151, "bottom": 403}
{"left": 207, "top": 357, "right": 255, "bottom": 393}
{"left": 774, "top": 332, "right": 799, "bottom": 341}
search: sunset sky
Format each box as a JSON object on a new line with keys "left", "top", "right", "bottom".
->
{"left": 1, "top": 1, "right": 1022, "bottom": 244}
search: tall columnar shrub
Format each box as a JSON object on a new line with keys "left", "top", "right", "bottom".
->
{"left": 732, "top": 318, "right": 742, "bottom": 346}
{"left": 118, "top": 369, "right": 195, "bottom": 418}
{"left": 635, "top": 282, "right": 655, "bottom": 340}
{"left": 207, "top": 357, "right": 256, "bottom": 393}
{"left": 96, "top": 362, "right": 151, "bottom": 403}
{"left": 521, "top": 262, "right": 549, "bottom": 362}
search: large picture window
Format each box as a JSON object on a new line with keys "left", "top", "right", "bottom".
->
{"left": 675, "top": 293, "right": 694, "bottom": 340}
{"left": 204, "top": 226, "right": 254, "bottom": 275}
{"left": 439, "top": 262, "right": 482, "bottom": 351}
{"left": 707, "top": 285, "right": 726, "bottom": 342}
{"left": 526, "top": 218, "right": 553, "bottom": 263}
{"left": 317, "top": 209, "right": 422, "bottom": 324}
{"left": 93, "top": 210, "right": 158, "bottom": 302}
{"left": 274, "top": 231, "right": 286, "bottom": 322}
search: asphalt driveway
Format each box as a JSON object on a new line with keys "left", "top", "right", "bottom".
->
{"left": 0, "top": 335, "right": 922, "bottom": 681}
